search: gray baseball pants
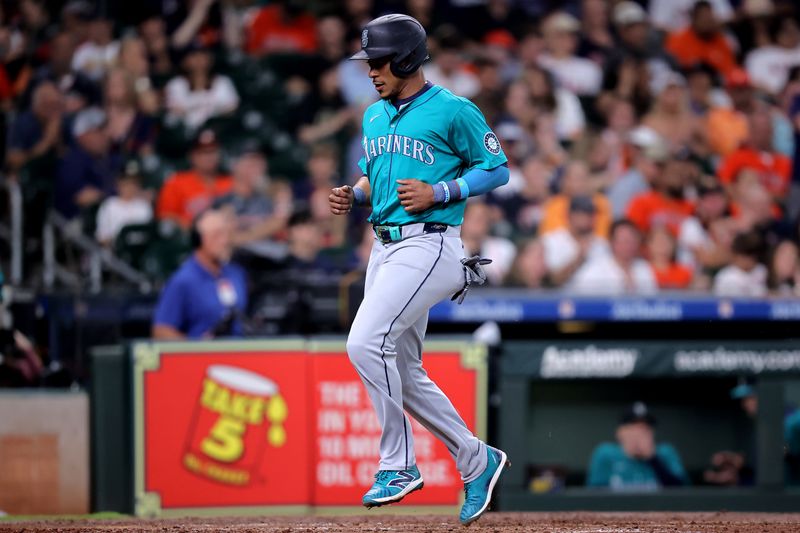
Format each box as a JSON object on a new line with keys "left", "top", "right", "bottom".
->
{"left": 346, "top": 223, "right": 488, "bottom": 483}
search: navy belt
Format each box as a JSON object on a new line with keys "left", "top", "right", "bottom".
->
{"left": 373, "top": 222, "right": 449, "bottom": 244}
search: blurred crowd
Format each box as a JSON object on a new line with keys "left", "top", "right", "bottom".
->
{"left": 3, "top": 0, "right": 800, "bottom": 297}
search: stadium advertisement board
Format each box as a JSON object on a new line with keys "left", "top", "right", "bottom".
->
{"left": 502, "top": 341, "right": 800, "bottom": 379}
{"left": 430, "top": 295, "right": 800, "bottom": 323}
{"left": 131, "top": 339, "right": 486, "bottom": 516}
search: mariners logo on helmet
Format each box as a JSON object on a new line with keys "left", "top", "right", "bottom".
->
{"left": 483, "top": 132, "right": 501, "bottom": 155}
{"left": 362, "top": 29, "right": 369, "bottom": 48}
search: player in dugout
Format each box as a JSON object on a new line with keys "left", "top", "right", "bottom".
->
{"left": 587, "top": 401, "right": 690, "bottom": 490}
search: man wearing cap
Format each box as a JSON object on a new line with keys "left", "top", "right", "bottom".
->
{"left": 538, "top": 11, "right": 602, "bottom": 96}
{"left": 156, "top": 129, "right": 233, "bottom": 229}
{"left": 608, "top": 1, "right": 675, "bottom": 71}
{"left": 665, "top": 1, "right": 738, "bottom": 77}
{"left": 95, "top": 160, "right": 153, "bottom": 245}
{"left": 608, "top": 128, "right": 671, "bottom": 219}
{"left": 542, "top": 195, "right": 610, "bottom": 290}
{"left": 600, "top": 2, "right": 675, "bottom": 117}
{"left": 706, "top": 380, "right": 800, "bottom": 486}
{"left": 704, "top": 380, "right": 757, "bottom": 486}
{"left": 587, "top": 402, "right": 689, "bottom": 490}
{"left": 56, "top": 107, "right": 119, "bottom": 220}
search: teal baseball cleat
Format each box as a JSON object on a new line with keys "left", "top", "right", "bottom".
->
{"left": 459, "top": 447, "right": 509, "bottom": 525}
{"left": 362, "top": 466, "right": 424, "bottom": 508}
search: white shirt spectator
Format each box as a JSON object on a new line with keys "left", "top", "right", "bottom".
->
{"left": 745, "top": 45, "right": 800, "bottom": 95}
{"left": 538, "top": 54, "right": 602, "bottom": 96}
{"left": 649, "top": 0, "right": 733, "bottom": 32}
{"left": 95, "top": 196, "right": 153, "bottom": 244}
{"left": 570, "top": 255, "right": 658, "bottom": 295}
{"left": 677, "top": 216, "right": 712, "bottom": 268}
{"left": 713, "top": 264, "right": 768, "bottom": 297}
{"left": 479, "top": 236, "right": 518, "bottom": 285}
{"left": 423, "top": 64, "right": 480, "bottom": 99}
{"left": 543, "top": 228, "right": 609, "bottom": 286}
{"left": 165, "top": 75, "right": 240, "bottom": 130}
{"left": 72, "top": 40, "right": 120, "bottom": 81}
{"left": 554, "top": 88, "right": 586, "bottom": 140}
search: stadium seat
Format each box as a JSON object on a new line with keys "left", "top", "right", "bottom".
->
{"left": 114, "top": 222, "right": 157, "bottom": 270}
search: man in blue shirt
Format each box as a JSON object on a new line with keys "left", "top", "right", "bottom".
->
{"left": 587, "top": 402, "right": 689, "bottom": 491}
{"left": 152, "top": 209, "right": 248, "bottom": 339}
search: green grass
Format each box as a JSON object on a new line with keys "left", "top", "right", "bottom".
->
{"left": 0, "top": 512, "right": 127, "bottom": 522}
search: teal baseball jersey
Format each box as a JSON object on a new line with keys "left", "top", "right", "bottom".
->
{"left": 586, "top": 442, "right": 689, "bottom": 490}
{"left": 358, "top": 86, "right": 507, "bottom": 226}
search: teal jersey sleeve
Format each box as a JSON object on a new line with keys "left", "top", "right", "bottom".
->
{"left": 448, "top": 101, "right": 508, "bottom": 171}
{"left": 358, "top": 156, "right": 367, "bottom": 176}
{"left": 655, "top": 443, "right": 690, "bottom": 485}
{"left": 785, "top": 411, "right": 800, "bottom": 455}
{"left": 586, "top": 442, "right": 616, "bottom": 487}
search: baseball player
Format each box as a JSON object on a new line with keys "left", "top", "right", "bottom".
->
{"left": 328, "top": 14, "right": 510, "bottom": 525}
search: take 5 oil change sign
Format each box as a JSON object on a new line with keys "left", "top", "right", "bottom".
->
{"left": 183, "top": 365, "right": 288, "bottom": 485}
{"left": 133, "top": 342, "right": 311, "bottom": 514}
{"left": 132, "top": 340, "right": 485, "bottom": 516}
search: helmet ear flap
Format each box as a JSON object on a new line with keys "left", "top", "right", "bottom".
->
{"left": 390, "top": 40, "right": 428, "bottom": 78}
{"left": 390, "top": 51, "right": 413, "bottom": 78}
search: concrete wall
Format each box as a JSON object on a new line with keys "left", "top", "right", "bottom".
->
{"left": 0, "top": 391, "right": 89, "bottom": 514}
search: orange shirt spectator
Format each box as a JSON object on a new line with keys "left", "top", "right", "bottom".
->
{"left": 717, "top": 147, "right": 792, "bottom": 198}
{"left": 157, "top": 129, "right": 233, "bottom": 228}
{"left": 652, "top": 264, "right": 693, "bottom": 290}
{"left": 705, "top": 69, "right": 755, "bottom": 157}
{"left": 157, "top": 170, "right": 233, "bottom": 228}
{"left": 539, "top": 193, "right": 612, "bottom": 238}
{"left": 647, "top": 226, "right": 693, "bottom": 290}
{"left": 664, "top": 1, "right": 737, "bottom": 77}
{"left": 627, "top": 191, "right": 694, "bottom": 236}
{"left": 665, "top": 28, "right": 737, "bottom": 77}
{"left": 705, "top": 107, "right": 748, "bottom": 157}
{"left": 246, "top": 4, "right": 318, "bottom": 56}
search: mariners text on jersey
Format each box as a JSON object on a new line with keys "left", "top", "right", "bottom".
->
{"left": 358, "top": 85, "right": 507, "bottom": 226}
{"left": 362, "top": 134, "right": 436, "bottom": 165}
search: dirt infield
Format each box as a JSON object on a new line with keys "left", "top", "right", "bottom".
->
{"left": 2, "top": 512, "right": 800, "bottom": 532}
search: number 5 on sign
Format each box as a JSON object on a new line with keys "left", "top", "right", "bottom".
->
{"left": 201, "top": 416, "right": 245, "bottom": 462}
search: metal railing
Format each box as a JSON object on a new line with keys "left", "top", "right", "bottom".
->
{"left": 42, "top": 211, "right": 153, "bottom": 293}
{"left": 0, "top": 179, "right": 23, "bottom": 285}
{"left": 1, "top": 174, "right": 154, "bottom": 294}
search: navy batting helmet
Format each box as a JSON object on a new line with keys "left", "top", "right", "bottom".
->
{"left": 350, "top": 14, "right": 429, "bottom": 78}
